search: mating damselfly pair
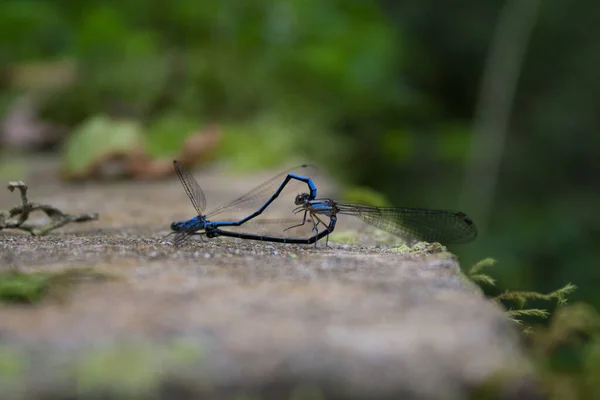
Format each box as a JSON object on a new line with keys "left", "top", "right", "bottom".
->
{"left": 168, "top": 160, "right": 477, "bottom": 247}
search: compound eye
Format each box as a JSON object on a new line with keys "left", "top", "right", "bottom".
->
{"left": 170, "top": 222, "right": 180, "bottom": 231}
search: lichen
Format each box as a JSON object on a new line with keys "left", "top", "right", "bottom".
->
{"left": 390, "top": 241, "right": 447, "bottom": 255}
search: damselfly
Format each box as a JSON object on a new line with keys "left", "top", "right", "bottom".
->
{"left": 169, "top": 160, "right": 321, "bottom": 245}
{"left": 204, "top": 215, "right": 337, "bottom": 245}
{"left": 288, "top": 193, "right": 478, "bottom": 245}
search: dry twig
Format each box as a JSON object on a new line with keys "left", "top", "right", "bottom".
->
{"left": 0, "top": 181, "right": 98, "bottom": 235}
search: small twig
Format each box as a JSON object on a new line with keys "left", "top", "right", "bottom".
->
{"left": 1, "top": 181, "right": 99, "bottom": 236}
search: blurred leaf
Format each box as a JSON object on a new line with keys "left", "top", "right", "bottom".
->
{"left": 60, "top": 114, "right": 219, "bottom": 180}
{"left": 61, "top": 115, "right": 144, "bottom": 179}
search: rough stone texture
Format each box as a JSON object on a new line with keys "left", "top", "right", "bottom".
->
{"left": 0, "top": 158, "right": 543, "bottom": 400}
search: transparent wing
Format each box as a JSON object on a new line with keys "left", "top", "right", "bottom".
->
{"left": 336, "top": 203, "right": 478, "bottom": 244}
{"left": 174, "top": 160, "right": 207, "bottom": 215}
{"left": 206, "top": 164, "right": 319, "bottom": 219}
{"left": 173, "top": 231, "right": 197, "bottom": 246}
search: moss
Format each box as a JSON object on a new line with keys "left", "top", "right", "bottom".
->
{"left": 76, "top": 346, "right": 160, "bottom": 396}
{"left": 466, "top": 258, "right": 578, "bottom": 329}
{"left": 0, "top": 268, "right": 115, "bottom": 304}
{"left": 0, "top": 272, "right": 48, "bottom": 303}
{"left": 463, "top": 258, "right": 600, "bottom": 397}
{"left": 327, "top": 230, "right": 362, "bottom": 245}
{"left": 289, "top": 384, "right": 325, "bottom": 400}
{"left": 467, "top": 258, "right": 497, "bottom": 287}
{"left": 74, "top": 340, "right": 205, "bottom": 397}
{"left": 0, "top": 346, "right": 26, "bottom": 380}
{"left": 390, "top": 241, "right": 446, "bottom": 255}
{"left": 532, "top": 303, "right": 600, "bottom": 355}
{"left": 495, "top": 283, "right": 577, "bottom": 310}
{"left": 329, "top": 228, "right": 405, "bottom": 246}
{"left": 329, "top": 228, "right": 448, "bottom": 254}
{"left": 469, "top": 368, "right": 540, "bottom": 400}
{"left": 0, "top": 346, "right": 26, "bottom": 397}
{"left": 526, "top": 304, "right": 600, "bottom": 399}
{"left": 232, "top": 394, "right": 263, "bottom": 400}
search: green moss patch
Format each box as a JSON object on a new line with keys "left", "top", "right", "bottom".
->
{"left": 0, "top": 268, "right": 115, "bottom": 304}
{"left": 75, "top": 340, "right": 205, "bottom": 396}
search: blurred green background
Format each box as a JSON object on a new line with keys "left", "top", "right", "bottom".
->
{"left": 1, "top": 0, "right": 599, "bottom": 314}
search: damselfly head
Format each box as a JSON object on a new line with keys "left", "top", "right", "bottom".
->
{"left": 170, "top": 221, "right": 183, "bottom": 232}
{"left": 294, "top": 193, "right": 311, "bottom": 205}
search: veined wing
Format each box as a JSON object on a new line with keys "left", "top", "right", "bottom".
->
{"left": 174, "top": 160, "right": 206, "bottom": 215}
{"left": 336, "top": 203, "right": 477, "bottom": 244}
{"left": 206, "top": 164, "right": 318, "bottom": 219}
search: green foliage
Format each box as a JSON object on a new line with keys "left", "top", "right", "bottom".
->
{"left": 145, "top": 112, "right": 202, "bottom": 158}
{"left": 0, "top": 268, "right": 114, "bottom": 304}
{"left": 217, "top": 113, "right": 307, "bottom": 171}
{"left": 380, "top": 128, "right": 416, "bottom": 164}
{"left": 341, "top": 186, "right": 391, "bottom": 207}
{"left": 433, "top": 123, "right": 473, "bottom": 162}
{"left": 529, "top": 303, "right": 600, "bottom": 399}
{"left": 467, "top": 258, "right": 576, "bottom": 328}
{"left": 0, "top": 1, "right": 66, "bottom": 61}
{"left": 467, "top": 259, "right": 600, "bottom": 397}
{"left": 216, "top": 111, "right": 339, "bottom": 172}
